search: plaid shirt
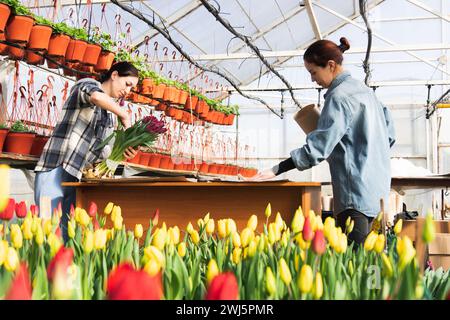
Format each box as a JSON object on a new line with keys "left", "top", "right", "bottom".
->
{"left": 35, "top": 78, "right": 114, "bottom": 180}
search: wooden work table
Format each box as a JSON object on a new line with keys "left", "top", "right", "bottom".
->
{"left": 63, "top": 178, "right": 321, "bottom": 231}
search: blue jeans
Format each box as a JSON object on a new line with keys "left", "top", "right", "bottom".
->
{"left": 34, "top": 167, "right": 78, "bottom": 243}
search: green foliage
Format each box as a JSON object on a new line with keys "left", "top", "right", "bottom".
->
{"left": 0, "top": 0, "right": 32, "bottom": 16}
{"left": 10, "top": 120, "right": 34, "bottom": 133}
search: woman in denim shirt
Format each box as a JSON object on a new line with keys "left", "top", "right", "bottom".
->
{"left": 252, "top": 37, "right": 396, "bottom": 246}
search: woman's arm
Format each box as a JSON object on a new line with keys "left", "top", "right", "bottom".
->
{"left": 90, "top": 92, "right": 131, "bottom": 128}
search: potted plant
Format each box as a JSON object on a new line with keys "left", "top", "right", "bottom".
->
{"left": 3, "top": 0, "right": 34, "bottom": 44}
{"left": 0, "top": 0, "right": 11, "bottom": 34}
{"left": 29, "top": 133, "right": 50, "bottom": 157}
{"left": 82, "top": 30, "right": 103, "bottom": 66}
{"left": 47, "top": 21, "right": 71, "bottom": 58}
{"left": 25, "top": 16, "right": 53, "bottom": 65}
{"left": 3, "top": 120, "right": 36, "bottom": 155}
{"left": 65, "top": 26, "right": 88, "bottom": 63}
{"left": 0, "top": 122, "right": 9, "bottom": 151}
{"left": 94, "top": 32, "right": 116, "bottom": 72}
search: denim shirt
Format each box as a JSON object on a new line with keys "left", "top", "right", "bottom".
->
{"left": 290, "top": 71, "right": 395, "bottom": 217}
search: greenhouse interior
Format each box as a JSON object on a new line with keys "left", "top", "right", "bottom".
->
{"left": 0, "top": 0, "right": 449, "bottom": 302}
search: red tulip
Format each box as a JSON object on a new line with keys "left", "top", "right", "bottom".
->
{"left": 205, "top": 272, "right": 239, "bottom": 300}
{"left": 88, "top": 201, "right": 97, "bottom": 218}
{"left": 15, "top": 201, "right": 27, "bottom": 218}
{"left": 6, "top": 263, "right": 32, "bottom": 300}
{"left": 302, "top": 216, "right": 314, "bottom": 242}
{"left": 312, "top": 230, "right": 326, "bottom": 255}
{"left": 107, "top": 263, "right": 163, "bottom": 300}
{"left": 152, "top": 208, "right": 160, "bottom": 226}
{"left": 47, "top": 247, "right": 74, "bottom": 282}
{"left": 55, "top": 226, "right": 62, "bottom": 239}
{"left": 30, "top": 204, "right": 38, "bottom": 216}
{"left": 0, "top": 198, "right": 15, "bottom": 221}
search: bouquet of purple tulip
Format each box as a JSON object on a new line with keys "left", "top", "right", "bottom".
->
{"left": 90, "top": 115, "right": 167, "bottom": 178}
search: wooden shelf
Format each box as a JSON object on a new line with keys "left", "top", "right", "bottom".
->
{"left": 0, "top": 152, "right": 39, "bottom": 169}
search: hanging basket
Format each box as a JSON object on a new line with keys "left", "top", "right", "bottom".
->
{"left": 65, "top": 39, "right": 87, "bottom": 63}
{"left": 47, "top": 33, "right": 70, "bottom": 57}
{"left": 3, "top": 132, "right": 36, "bottom": 155}
{"left": 5, "top": 15, "right": 34, "bottom": 43}
{"left": 82, "top": 43, "right": 102, "bottom": 66}
{"left": 94, "top": 50, "right": 115, "bottom": 72}
{"left": 27, "top": 24, "right": 53, "bottom": 51}
{"left": 0, "top": 3, "right": 11, "bottom": 34}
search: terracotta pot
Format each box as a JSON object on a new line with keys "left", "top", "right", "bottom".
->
{"left": 82, "top": 43, "right": 102, "bottom": 66}
{"left": 29, "top": 134, "right": 49, "bottom": 157}
{"left": 63, "top": 62, "right": 77, "bottom": 77}
{"left": 173, "top": 109, "right": 183, "bottom": 121}
{"left": 148, "top": 99, "right": 159, "bottom": 107}
{"left": 199, "top": 162, "right": 209, "bottom": 173}
{"left": 0, "top": 33, "right": 8, "bottom": 55}
{"left": 25, "top": 50, "right": 44, "bottom": 65}
{"left": 195, "top": 99, "right": 204, "bottom": 114}
{"left": 0, "top": 3, "right": 11, "bottom": 34}
{"left": 127, "top": 150, "right": 141, "bottom": 164}
{"left": 172, "top": 88, "right": 181, "bottom": 104}
{"left": 217, "top": 164, "right": 226, "bottom": 175}
{"left": 139, "top": 152, "right": 151, "bottom": 166}
{"left": 65, "top": 39, "right": 87, "bottom": 63}
{"left": 7, "top": 44, "right": 25, "bottom": 60}
{"left": 174, "top": 162, "right": 185, "bottom": 171}
{"left": 167, "top": 156, "right": 175, "bottom": 170}
{"left": 0, "top": 128, "right": 8, "bottom": 151}
{"left": 178, "top": 90, "right": 189, "bottom": 105}
{"left": 159, "top": 154, "right": 170, "bottom": 169}
{"left": 47, "top": 33, "right": 70, "bottom": 57}
{"left": 94, "top": 51, "right": 115, "bottom": 72}
{"left": 3, "top": 132, "right": 36, "bottom": 155}
{"left": 217, "top": 112, "right": 225, "bottom": 125}
{"left": 141, "top": 78, "right": 154, "bottom": 95}
{"left": 208, "top": 164, "right": 218, "bottom": 174}
{"left": 155, "top": 103, "right": 168, "bottom": 112}
{"left": 148, "top": 153, "right": 161, "bottom": 168}
{"left": 163, "top": 86, "right": 174, "bottom": 103}
{"left": 225, "top": 114, "right": 235, "bottom": 126}
{"left": 46, "top": 56, "right": 64, "bottom": 69}
{"left": 184, "top": 95, "right": 198, "bottom": 110}
{"left": 5, "top": 15, "right": 34, "bottom": 44}
{"left": 27, "top": 25, "right": 52, "bottom": 51}
{"left": 152, "top": 83, "right": 166, "bottom": 99}
{"left": 230, "top": 166, "right": 238, "bottom": 176}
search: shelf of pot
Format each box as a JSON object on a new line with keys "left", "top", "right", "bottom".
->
{"left": 0, "top": 152, "right": 39, "bottom": 169}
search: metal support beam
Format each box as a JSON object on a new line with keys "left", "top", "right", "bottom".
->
{"left": 27, "top": 0, "right": 120, "bottom": 8}
{"left": 304, "top": 0, "right": 322, "bottom": 40}
{"left": 314, "top": 1, "right": 450, "bottom": 76}
{"left": 406, "top": 0, "right": 450, "bottom": 22}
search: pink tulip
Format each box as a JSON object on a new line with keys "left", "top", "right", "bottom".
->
{"left": 302, "top": 216, "right": 314, "bottom": 242}
{"left": 88, "top": 201, "right": 97, "bottom": 218}
{"left": 312, "top": 230, "right": 326, "bottom": 255}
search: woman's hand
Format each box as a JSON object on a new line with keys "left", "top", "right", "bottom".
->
{"left": 239, "top": 168, "right": 276, "bottom": 181}
{"left": 119, "top": 111, "right": 132, "bottom": 129}
{"left": 123, "top": 146, "right": 138, "bottom": 160}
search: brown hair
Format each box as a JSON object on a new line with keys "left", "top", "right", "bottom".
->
{"left": 304, "top": 37, "right": 350, "bottom": 67}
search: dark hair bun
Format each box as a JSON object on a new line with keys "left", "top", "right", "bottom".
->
{"left": 338, "top": 37, "right": 350, "bottom": 52}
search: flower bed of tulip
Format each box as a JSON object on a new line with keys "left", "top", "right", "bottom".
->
{"left": 0, "top": 199, "right": 449, "bottom": 300}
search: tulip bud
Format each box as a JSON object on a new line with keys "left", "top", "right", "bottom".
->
{"left": 422, "top": 212, "right": 435, "bottom": 244}
{"left": 268, "top": 223, "right": 277, "bottom": 245}
{"left": 113, "top": 215, "right": 123, "bottom": 230}
{"left": 79, "top": 209, "right": 90, "bottom": 227}
{"left": 275, "top": 212, "right": 283, "bottom": 230}
{"left": 83, "top": 230, "right": 94, "bottom": 254}
{"left": 88, "top": 201, "right": 97, "bottom": 218}
{"left": 295, "top": 233, "right": 310, "bottom": 250}
{"left": 207, "top": 259, "right": 219, "bottom": 284}
{"left": 248, "top": 240, "right": 257, "bottom": 257}
{"left": 191, "top": 230, "right": 200, "bottom": 245}
{"left": 398, "top": 236, "right": 416, "bottom": 270}
{"left": 280, "top": 231, "right": 289, "bottom": 248}
{"left": 177, "top": 242, "right": 186, "bottom": 257}
{"left": 68, "top": 220, "right": 76, "bottom": 239}
{"left": 94, "top": 229, "right": 107, "bottom": 250}
{"left": 265, "top": 267, "right": 276, "bottom": 296}
{"left": 312, "top": 272, "right": 323, "bottom": 299}
{"left": 302, "top": 216, "right": 314, "bottom": 242}
{"left": 47, "top": 233, "right": 63, "bottom": 257}
{"left": 226, "top": 219, "right": 237, "bottom": 236}
{"left": 10, "top": 225, "right": 23, "bottom": 249}
{"left": 336, "top": 232, "right": 347, "bottom": 253}
{"left": 364, "top": 231, "right": 378, "bottom": 251}
{"left": 35, "top": 224, "right": 44, "bottom": 246}
{"left": 323, "top": 217, "right": 335, "bottom": 238}
{"left": 134, "top": 224, "right": 143, "bottom": 239}
{"left": 345, "top": 216, "right": 351, "bottom": 229}
{"left": 111, "top": 206, "right": 121, "bottom": 223}
{"left": 232, "top": 231, "right": 241, "bottom": 248}
{"left": 279, "top": 258, "right": 292, "bottom": 286}
{"left": 232, "top": 248, "right": 241, "bottom": 264}
{"left": 394, "top": 219, "right": 403, "bottom": 235}
{"left": 265, "top": 203, "right": 272, "bottom": 219}
{"left": 206, "top": 219, "right": 215, "bottom": 235}
{"left": 203, "top": 212, "right": 210, "bottom": 224}
{"left": 186, "top": 222, "right": 194, "bottom": 235}
{"left": 217, "top": 219, "right": 227, "bottom": 238}
{"left": 197, "top": 218, "right": 205, "bottom": 229}
{"left": 152, "top": 228, "right": 167, "bottom": 251}
{"left": 348, "top": 260, "right": 354, "bottom": 276}
{"left": 381, "top": 253, "right": 393, "bottom": 277}
{"left": 240, "top": 228, "right": 253, "bottom": 248}
{"left": 247, "top": 214, "right": 258, "bottom": 232}
{"left": 5, "top": 247, "right": 19, "bottom": 272}
{"left": 144, "top": 246, "right": 165, "bottom": 267}
{"left": 152, "top": 208, "right": 159, "bottom": 226}
{"left": 291, "top": 208, "right": 305, "bottom": 233}
{"left": 144, "top": 259, "right": 161, "bottom": 276}
{"left": 298, "top": 264, "right": 313, "bottom": 294}
{"left": 168, "top": 226, "right": 180, "bottom": 245}
{"left": 312, "top": 230, "right": 326, "bottom": 255}
{"left": 347, "top": 220, "right": 354, "bottom": 234}
{"left": 104, "top": 202, "right": 114, "bottom": 215}
{"left": 374, "top": 234, "right": 385, "bottom": 254}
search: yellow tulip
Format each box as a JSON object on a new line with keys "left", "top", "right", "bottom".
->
{"left": 47, "top": 233, "right": 62, "bottom": 257}
{"left": 327, "top": 227, "right": 339, "bottom": 250}
{"left": 35, "top": 224, "right": 44, "bottom": 246}
{"left": 345, "top": 216, "right": 351, "bottom": 229}
{"left": 173, "top": 226, "right": 181, "bottom": 245}
{"left": 104, "top": 202, "right": 114, "bottom": 215}
{"left": 106, "top": 228, "right": 114, "bottom": 241}
{"left": 291, "top": 208, "right": 305, "bottom": 233}
{"left": 268, "top": 223, "right": 277, "bottom": 245}
{"left": 78, "top": 209, "right": 90, "bottom": 227}
{"left": 68, "top": 219, "right": 76, "bottom": 239}
{"left": 364, "top": 231, "right": 378, "bottom": 251}
{"left": 374, "top": 234, "right": 385, "bottom": 253}
{"left": 144, "top": 259, "right": 161, "bottom": 276}
{"left": 206, "top": 259, "right": 219, "bottom": 284}
{"left": 5, "top": 247, "right": 19, "bottom": 272}
{"left": 177, "top": 242, "right": 186, "bottom": 257}
{"left": 280, "top": 231, "right": 289, "bottom": 248}
{"left": 144, "top": 246, "right": 165, "bottom": 267}
{"left": 111, "top": 205, "right": 121, "bottom": 222}
{"left": 206, "top": 219, "right": 215, "bottom": 235}
{"left": 94, "top": 229, "right": 107, "bottom": 250}
{"left": 191, "top": 230, "right": 200, "bottom": 245}
{"left": 197, "top": 218, "right": 205, "bottom": 229}
{"left": 315, "top": 216, "right": 324, "bottom": 231}
{"left": 275, "top": 212, "right": 284, "bottom": 231}
{"left": 232, "top": 247, "right": 241, "bottom": 264}
{"left": 83, "top": 230, "right": 94, "bottom": 254}
{"left": 226, "top": 219, "right": 237, "bottom": 236}
{"left": 279, "top": 258, "right": 292, "bottom": 286}
{"left": 134, "top": 224, "right": 143, "bottom": 239}
{"left": 393, "top": 219, "right": 403, "bottom": 235}
{"left": 381, "top": 253, "right": 393, "bottom": 277}
{"left": 313, "top": 272, "right": 323, "bottom": 299}
{"left": 348, "top": 260, "right": 354, "bottom": 276}
{"left": 295, "top": 233, "right": 310, "bottom": 250}
{"left": 232, "top": 231, "right": 241, "bottom": 248}
{"left": 247, "top": 214, "right": 258, "bottom": 231}
{"left": 240, "top": 228, "right": 253, "bottom": 248}
{"left": 0, "top": 165, "right": 10, "bottom": 212}
{"left": 31, "top": 216, "right": 40, "bottom": 234}
{"left": 422, "top": 212, "right": 435, "bottom": 244}
{"left": 186, "top": 222, "right": 194, "bottom": 234}
{"left": 265, "top": 267, "right": 276, "bottom": 296}
{"left": 10, "top": 225, "right": 23, "bottom": 249}
{"left": 309, "top": 213, "right": 317, "bottom": 232}
{"left": 399, "top": 236, "right": 416, "bottom": 270}
{"left": 113, "top": 215, "right": 123, "bottom": 230}
{"left": 336, "top": 232, "right": 347, "bottom": 253}
{"left": 203, "top": 212, "right": 210, "bottom": 224}
{"left": 323, "top": 217, "right": 335, "bottom": 238}
{"left": 298, "top": 264, "right": 313, "bottom": 294}
{"left": 0, "top": 240, "right": 8, "bottom": 266}
{"left": 258, "top": 234, "right": 266, "bottom": 252}
{"left": 347, "top": 220, "right": 354, "bottom": 234}
{"left": 152, "top": 228, "right": 167, "bottom": 251}
{"left": 217, "top": 219, "right": 227, "bottom": 238}
{"left": 248, "top": 239, "right": 257, "bottom": 257}
{"left": 265, "top": 203, "right": 272, "bottom": 219}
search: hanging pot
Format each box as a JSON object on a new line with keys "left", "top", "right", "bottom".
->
{"left": 94, "top": 50, "right": 115, "bottom": 72}
{"left": 30, "top": 134, "right": 49, "bottom": 157}
{"left": 5, "top": 15, "right": 34, "bottom": 44}
{"left": 0, "top": 128, "right": 9, "bottom": 151}
{"left": 127, "top": 150, "right": 141, "bottom": 164}
{"left": 7, "top": 44, "right": 25, "bottom": 60}
{"left": 152, "top": 83, "right": 166, "bottom": 99}
{"left": 0, "top": 33, "right": 8, "bottom": 55}
{"left": 65, "top": 39, "right": 87, "bottom": 63}
{"left": 3, "top": 132, "right": 36, "bottom": 155}
{"left": 139, "top": 152, "right": 151, "bottom": 166}
{"left": 82, "top": 43, "right": 102, "bottom": 66}
{"left": 0, "top": 3, "right": 11, "bottom": 34}
{"left": 140, "top": 78, "right": 154, "bottom": 95}
{"left": 184, "top": 95, "right": 198, "bottom": 110}
{"left": 47, "top": 33, "right": 70, "bottom": 57}
{"left": 46, "top": 56, "right": 64, "bottom": 69}
{"left": 27, "top": 24, "right": 52, "bottom": 51}
{"left": 199, "top": 162, "right": 209, "bottom": 173}
{"left": 25, "top": 50, "right": 44, "bottom": 65}
{"left": 148, "top": 153, "right": 161, "bottom": 168}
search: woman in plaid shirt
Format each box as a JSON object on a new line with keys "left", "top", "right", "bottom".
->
{"left": 34, "top": 62, "right": 140, "bottom": 241}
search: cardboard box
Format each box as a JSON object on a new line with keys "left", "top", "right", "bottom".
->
{"left": 428, "top": 233, "right": 450, "bottom": 270}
